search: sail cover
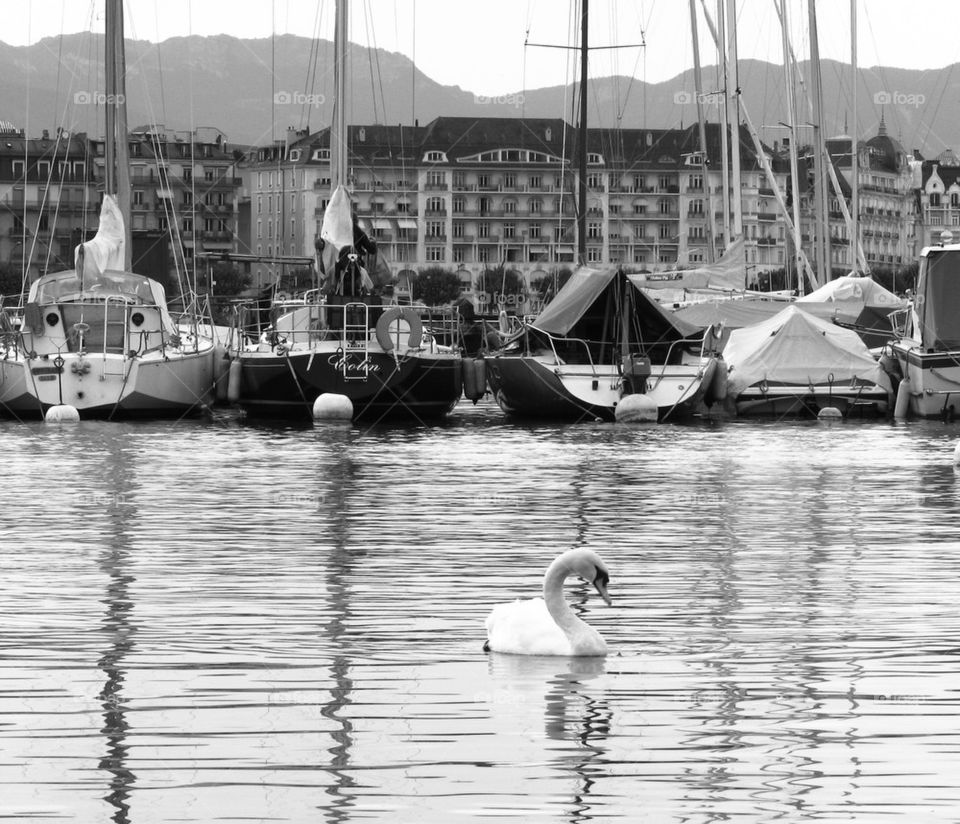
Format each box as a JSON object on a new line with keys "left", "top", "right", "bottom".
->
{"left": 75, "top": 194, "right": 125, "bottom": 278}
{"left": 532, "top": 265, "right": 699, "bottom": 340}
{"left": 723, "top": 304, "right": 890, "bottom": 396}
{"left": 630, "top": 238, "right": 747, "bottom": 292}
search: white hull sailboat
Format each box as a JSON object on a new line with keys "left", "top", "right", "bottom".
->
{"left": 0, "top": 196, "right": 216, "bottom": 419}
{"left": 0, "top": 0, "right": 215, "bottom": 420}
{"left": 888, "top": 241, "right": 960, "bottom": 420}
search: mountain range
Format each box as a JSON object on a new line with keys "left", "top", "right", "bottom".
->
{"left": 1, "top": 32, "right": 958, "bottom": 157}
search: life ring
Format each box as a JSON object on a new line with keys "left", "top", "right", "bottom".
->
{"left": 375, "top": 307, "right": 423, "bottom": 351}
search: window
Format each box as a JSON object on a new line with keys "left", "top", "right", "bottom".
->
{"left": 689, "top": 199, "right": 703, "bottom": 215}
{"left": 530, "top": 199, "right": 542, "bottom": 214}
{"left": 452, "top": 196, "right": 464, "bottom": 213}
{"left": 453, "top": 171, "right": 465, "bottom": 188}
{"left": 12, "top": 160, "right": 24, "bottom": 179}
{"left": 504, "top": 200, "right": 517, "bottom": 214}
{"left": 659, "top": 199, "right": 671, "bottom": 214}
{"left": 478, "top": 247, "right": 490, "bottom": 263}
{"left": 426, "top": 246, "right": 445, "bottom": 262}
{"left": 132, "top": 190, "right": 144, "bottom": 206}
{"left": 425, "top": 151, "right": 446, "bottom": 162}
{"left": 658, "top": 175, "right": 671, "bottom": 190}
{"left": 426, "top": 196, "right": 445, "bottom": 213}
{"left": 529, "top": 224, "right": 541, "bottom": 239}
{"left": 183, "top": 168, "right": 191, "bottom": 182}
{"left": 587, "top": 152, "right": 603, "bottom": 165}
{"left": 658, "top": 224, "right": 672, "bottom": 239}
{"left": 397, "top": 200, "right": 410, "bottom": 213}
{"left": 504, "top": 173, "right": 516, "bottom": 189}
{"left": 688, "top": 174, "right": 703, "bottom": 190}
{"left": 529, "top": 175, "right": 542, "bottom": 189}
{"left": 587, "top": 247, "right": 602, "bottom": 262}
{"left": 257, "top": 220, "right": 262, "bottom": 239}
{"left": 930, "top": 193, "right": 942, "bottom": 207}
{"left": 453, "top": 222, "right": 465, "bottom": 238}
{"left": 478, "top": 174, "right": 489, "bottom": 189}
{"left": 587, "top": 173, "right": 603, "bottom": 188}
{"left": 427, "top": 170, "right": 446, "bottom": 187}
{"left": 633, "top": 250, "right": 646, "bottom": 263}
{"left": 587, "top": 222, "right": 602, "bottom": 239}
{"left": 478, "top": 223, "right": 490, "bottom": 239}
{"left": 503, "top": 223, "right": 515, "bottom": 239}
{"left": 183, "top": 218, "right": 193, "bottom": 232}
{"left": 427, "top": 221, "right": 445, "bottom": 237}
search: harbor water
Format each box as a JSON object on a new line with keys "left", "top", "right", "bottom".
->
{"left": 2, "top": 399, "right": 960, "bottom": 822}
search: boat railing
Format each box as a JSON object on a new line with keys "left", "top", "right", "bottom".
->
{"left": 529, "top": 326, "right": 601, "bottom": 377}
{"left": 230, "top": 296, "right": 462, "bottom": 355}
{"left": 889, "top": 306, "right": 911, "bottom": 340}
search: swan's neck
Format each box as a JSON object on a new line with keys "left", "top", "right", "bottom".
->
{"left": 543, "top": 559, "right": 590, "bottom": 640}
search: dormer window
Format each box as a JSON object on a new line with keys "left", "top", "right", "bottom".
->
{"left": 587, "top": 152, "right": 603, "bottom": 165}
{"left": 312, "top": 148, "right": 331, "bottom": 162}
{"left": 425, "top": 150, "right": 447, "bottom": 162}
{"left": 288, "top": 149, "right": 301, "bottom": 162}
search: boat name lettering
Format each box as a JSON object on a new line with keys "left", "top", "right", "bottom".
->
{"left": 327, "top": 353, "right": 381, "bottom": 373}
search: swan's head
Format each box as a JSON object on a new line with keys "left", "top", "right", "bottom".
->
{"left": 550, "top": 548, "right": 612, "bottom": 605}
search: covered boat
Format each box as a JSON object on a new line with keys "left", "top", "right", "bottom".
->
{"left": 485, "top": 265, "right": 718, "bottom": 421}
{"left": 722, "top": 304, "right": 892, "bottom": 417}
{"left": 888, "top": 242, "right": 960, "bottom": 419}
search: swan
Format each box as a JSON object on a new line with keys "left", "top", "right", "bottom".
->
{"left": 483, "top": 548, "right": 612, "bottom": 657}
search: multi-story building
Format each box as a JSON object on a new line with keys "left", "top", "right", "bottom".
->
{"left": 916, "top": 149, "right": 960, "bottom": 248}
{"left": 241, "top": 117, "right": 792, "bottom": 296}
{"left": 804, "top": 118, "right": 920, "bottom": 277}
{"left": 0, "top": 124, "right": 241, "bottom": 293}
{"left": 0, "top": 127, "right": 97, "bottom": 287}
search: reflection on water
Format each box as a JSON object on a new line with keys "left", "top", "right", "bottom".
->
{"left": 1, "top": 404, "right": 960, "bottom": 822}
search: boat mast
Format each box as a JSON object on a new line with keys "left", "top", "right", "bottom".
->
{"left": 778, "top": 0, "right": 806, "bottom": 293}
{"left": 104, "top": 0, "right": 131, "bottom": 270}
{"left": 715, "top": 0, "right": 731, "bottom": 249}
{"left": 850, "top": 0, "right": 859, "bottom": 274}
{"left": 808, "top": 0, "right": 829, "bottom": 285}
{"left": 724, "top": 0, "right": 743, "bottom": 243}
{"left": 689, "top": 0, "right": 716, "bottom": 263}
{"left": 577, "top": 0, "right": 588, "bottom": 265}
{"left": 330, "top": 0, "right": 349, "bottom": 191}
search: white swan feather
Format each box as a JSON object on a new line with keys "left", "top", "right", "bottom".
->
{"left": 484, "top": 548, "right": 612, "bottom": 657}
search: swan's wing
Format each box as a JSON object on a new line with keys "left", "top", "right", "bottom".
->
{"left": 484, "top": 598, "right": 572, "bottom": 656}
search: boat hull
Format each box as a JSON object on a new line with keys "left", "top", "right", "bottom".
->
{"left": 890, "top": 342, "right": 960, "bottom": 419}
{"left": 485, "top": 353, "right": 712, "bottom": 422}
{"left": 730, "top": 383, "right": 891, "bottom": 418}
{"left": 0, "top": 347, "right": 217, "bottom": 419}
{"left": 235, "top": 345, "right": 463, "bottom": 419}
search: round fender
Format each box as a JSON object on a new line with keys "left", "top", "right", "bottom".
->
{"left": 375, "top": 307, "right": 423, "bottom": 351}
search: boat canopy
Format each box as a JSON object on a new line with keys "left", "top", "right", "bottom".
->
{"left": 629, "top": 238, "right": 747, "bottom": 293}
{"left": 723, "top": 304, "right": 890, "bottom": 396}
{"left": 532, "top": 265, "right": 699, "bottom": 340}
{"left": 914, "top": 247, "right": 960, "bottom": 350}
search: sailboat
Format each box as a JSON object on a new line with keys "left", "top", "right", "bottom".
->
{"left": 0, "top": 0, "right": 216, "bottom": 419}
{"left": 229, "top": 0, "right": 462, "bottom": 420}
{"left": 483, "top": 0, "right": 718, "bottom": 422}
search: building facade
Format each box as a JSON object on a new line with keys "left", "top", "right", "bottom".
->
{"left": 241, "top": 116, "right": 794, "bottom": 298}
{"left": 0, "top": 124, "right": 242, "bottom": 292}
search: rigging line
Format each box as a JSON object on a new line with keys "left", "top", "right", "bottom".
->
{"left": 304, "top": 0, "right": 323, "bottom": 132}
{"left": 153, "top": 3, "right": 168, "bottom": 129}
{"left": 362, "top": 0, "right": 385, "bottom": 125}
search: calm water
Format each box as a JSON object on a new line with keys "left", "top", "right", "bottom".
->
{"left": 2, "top": 400, "right": 960, "bottom": 823}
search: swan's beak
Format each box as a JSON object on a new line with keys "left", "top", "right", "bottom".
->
{"left": 593, "top": 574, "right": 612, "bottom": 606}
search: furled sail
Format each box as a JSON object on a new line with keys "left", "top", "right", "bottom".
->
{"left": 75, "top": 194, "right": 125, "bottom": 280}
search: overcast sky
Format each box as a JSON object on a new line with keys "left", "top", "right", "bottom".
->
{"left": 3, "top": 1, "right": 950, "bottom": 96}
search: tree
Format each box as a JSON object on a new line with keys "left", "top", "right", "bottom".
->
{"left": 530, "top": 267, "right": 573, "bottom": 303}
{"left": 0, "top": 262, "right": 27, "bottom": 305}
{"left": 412, "top": 266, "right": 461, "bottom": 306}
{"left": 208, "top": 262, "right": 252, "bottom": 324}
{"left": 475, "top": 265, "right": 525, "bottom": 311}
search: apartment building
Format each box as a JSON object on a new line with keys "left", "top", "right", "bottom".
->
{"left": 241, "top": 117, "right": 794, "bottom": 293}
{"left": 0, "top": 124, "right": 241, "bottom": 290}
{"left": 0, "top": 127, "right": 96, "bottom": 285}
